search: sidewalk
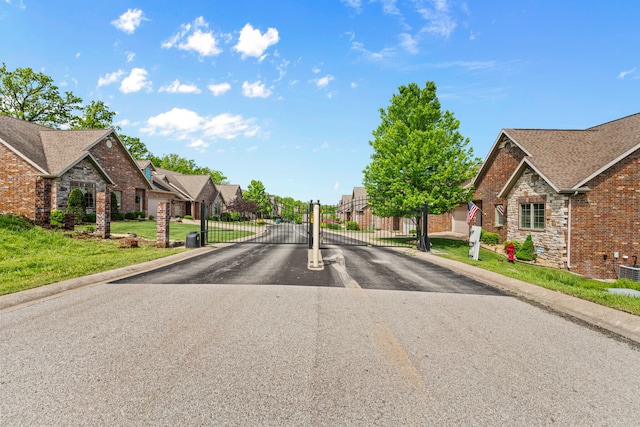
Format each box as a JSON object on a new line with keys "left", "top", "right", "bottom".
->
{"left": 2, "top": 243, "right": 639, "bottom": 344}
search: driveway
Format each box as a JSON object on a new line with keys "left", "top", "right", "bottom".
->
{"left": 2, "top": 243, "right": 639, "bottom": 425}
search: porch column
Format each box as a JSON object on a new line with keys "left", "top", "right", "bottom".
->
{"left": 157, "top": 202, "right": 170, "bottom": 248}
{"left": 96, "top": 191, "right": 111, "bottom": 239}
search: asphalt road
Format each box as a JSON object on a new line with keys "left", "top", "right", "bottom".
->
{"left": 2, "top": 243, "right": 640, "bottom": 425}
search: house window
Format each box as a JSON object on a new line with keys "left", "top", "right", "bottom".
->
{"left": 495, "top": 204, "right": 505, "bottom": 227}
{"left": 70, "top": 181, "right": 96, "bottom": 209}
{"left": 112, "top": 191, "right": 122, "bottom": 210}
{"left": 520, "top": 202, "right": 545, "bottom": 230}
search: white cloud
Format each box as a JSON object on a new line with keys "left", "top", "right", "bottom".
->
{"left": 351, "top": 41, "right": 396, "bottom": 61}
{"left": 334, "top": 182, "right": 340, "bottom": 190}
{"left": 162, "top": 17, "right": 222, "bottom": 57}
{"left": 208, "top": 82, "right": 232, "bottom": 96}
{"left": 399, "top": 33, "right": 418, "bottom": 54}
{"left": 142, "top": 108, "right": 260, "bottom": 144}
{"left": 313, "top": 142, "right": 330, "bottom": 152}
{"left": 350, "top": 82, "right": 359, "bottom": 89}
{"left": 436, "top": 60, "right": 497, "bottom": 70}
{"left": 341, "top": 0, "right": 361, "bottom": 11}
{"left": 246, "top": 146, "right": 259, "bottom": 152}
{"left": 312, "top": 75, "right": 334, "bottom": 89}
{"left": 125, "top": 51, "right": 135, "bottom": 62}
{"left": 312, "top": 66, "right": 322, "bottom": 74}
{"left": 158, "top": 79, "right": 201, "bottom": 94}
{"left": 618, "top": 67, "right": 637, "bottom": 79}
{"left": 202, "top": 113, "right": 260, "bottom": 139}
{"left": 416, "top": 0, "right": 457, "bottom": 37}
{"left": 98, "top": 69, "right": 125, "bottom": 87}
{"left": 242, "top": 80, "right": 272, "bottom": 98}
{"left": 233, "top": 23, "right": 279, "bottom": 60}
{"left": 75, "top": 52, "right": 81, "bottom": 58}
{"left": 120, "top": 68, "right": 152, "bottom": 93}
{"left": 187, "top": 139, "right": 209, "bottom": 152}
{"left": 111, "top": 8, "right": 146, "bottom": 34}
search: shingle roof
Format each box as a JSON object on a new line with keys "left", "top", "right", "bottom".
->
{"left": 481, "top": 113, "right": 640, "bottom": 192}
{"left": 216, "top": 184, "right": 241, "bottom": 204}
{"left": 0, "top": 114, "right": 113, "bottom": 181}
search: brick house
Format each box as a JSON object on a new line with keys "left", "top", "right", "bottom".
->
{"left": 0, "top": 115, "right": 151, "bottom": 230}
{"left": 472, "top": 113, "right": 639, "bottom": 279}
{"left": 136, "top": 161, "right": 219, "bottom": 220}
{"left": 214, "top": 184, "right": 243, "bottom": 216}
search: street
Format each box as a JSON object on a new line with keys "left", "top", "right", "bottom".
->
{"left": 2, "top": 243, "right": 639, "bottom": 425}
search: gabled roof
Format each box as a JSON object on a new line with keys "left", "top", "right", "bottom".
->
{"left": 352, "top": 187, "right": 368, "bottom": 211}
{"left": 476, "top": 113, "right": 640, "bottom": 196}
{"left": 0, "top": 114, "right": 114, "bottom": 183}
{"left": 216, "top": 184, "right": 242, "bottom": 204}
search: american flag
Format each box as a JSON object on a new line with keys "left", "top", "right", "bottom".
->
{"left": 466, "top": 202, "right": 479, "bottom": 224}
{"left": 496, "top": 204, "right": 505, "bottom": 216}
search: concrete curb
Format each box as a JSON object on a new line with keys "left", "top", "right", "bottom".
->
{"left": 391, "top": 247, "right": 640, "bottom": 344}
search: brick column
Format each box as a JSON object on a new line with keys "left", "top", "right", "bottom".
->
{"left": 34, "top": 177, "right": 52, "bottom": 228}
{"left": 156, "top": 202, "right": 170, "bottom": 248}
{"left": 96, "top": 191, "right": 111, "bottom": 239}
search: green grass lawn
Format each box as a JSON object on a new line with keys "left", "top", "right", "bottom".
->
{"left": 0, "top": 215, "right": 186, "bottom": 295}
{"left": 426, "top": 238, "right": 640, "bottom": 316}
{"left": 1, "top": 216, "right": 253, "bottom": 295}
{"left": 77, "top": 220, "right": 254, "bottom": 243}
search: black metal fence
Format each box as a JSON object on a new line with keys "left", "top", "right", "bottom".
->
{"left": 200, "top": 197, "right": 429, "bottom": 249}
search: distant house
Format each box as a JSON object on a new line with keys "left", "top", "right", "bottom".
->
{"left": 0, "top": 114, "right": 151, "bottom": 230}
{"left": 472, "top": 113, "right": 639, "bottom": 279}
{"left": 136, "top": 161, "right": 219, "bottom": 220}
{"left": 214, "top": 184, "right": 243, "bottom": 216}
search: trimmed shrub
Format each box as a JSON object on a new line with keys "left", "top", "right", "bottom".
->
{"left": 124, "top": 212, "right": 136, "bottom": 220}
{"left": 256, "top": 218, "right": 265, "bottom": 225}
{"left": 184, "top": 215, "right": 193, "bottom": 220}
{"left": 110, "top": 192, "right": 119, "bottom": 221}
{"left": 346, "top": 221, "right": 359, "bottom": 231}
{"left": 409, "top": 229, "right": 417, "bottom": 234}
{"left": 50, "top": 209, "right": 65, "bottom": 226}
{"left": 480, "top": 229, "right": 500, "bottom": 245}
{"left": 516, "top": 234, "right": 536, "bottom": 261}
{"left": 66, "top": 188, "right": 86, "bottom": 223}
{"left": 230, "top": 212, "right": 242, "bottom": 221}
{"left": 148, "top": 215, "right": 155, "bottom": 221}
{"left": 321, "top": 222, "right": 342, "bottom": 230}
{"left": 134, "top": 211, "right": 145, "bottom": 219}
{"left": 220, "top": 212, "right": 232, "bottom": 222}
{"left": 114, "top": 212, "right": 125, "bottom": 221}
{"left": 84, "top": 213, "right": 96, "bottom": 223}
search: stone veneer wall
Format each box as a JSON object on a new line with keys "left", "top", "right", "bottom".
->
{"left": 506, "top": 169, "right": 568, "bottom": 269}
{"left": 54, "top": 158, "right": 108, "bottom": 213}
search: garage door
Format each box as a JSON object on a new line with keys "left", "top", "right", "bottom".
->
{"left": 148, "top": 198, "right": 168, "bottom": 218}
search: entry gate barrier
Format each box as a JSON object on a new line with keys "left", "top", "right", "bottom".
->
{"left": 201, "top": 198, "right": 431, "bottom": 251}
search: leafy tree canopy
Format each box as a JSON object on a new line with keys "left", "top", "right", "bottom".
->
{"left": 243, "top": 179, "right": 271, "bottom": 216}
{"left": 0, "top": 63, "right": 82, "bottom": 128}
{"left": 71, "top": 100, "right": 118, "bottom": 130}
{"left": 363, "top": 81, "right": 480, "bottom": 217}
{"left": 120, "top": 134, "right": 153, "bottom": 160}
{"left": 150, "top": 153, "right": 228, "bottom": 184}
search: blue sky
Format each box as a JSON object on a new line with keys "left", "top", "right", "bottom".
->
{"left": 1, "top": 1, "right": 638, "bottom": 203}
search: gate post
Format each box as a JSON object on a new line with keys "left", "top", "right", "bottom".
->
{"left": 308, "top": 200, "right": 313, "bottom": 249}
{"left": 200, "top": 199, "right": 207, "bottom": 246}
{"left": 418, "top": 203, "right": 430, "bottom": 252}
{"left": 312, "top": 203, "right": 321, "bottom": 268}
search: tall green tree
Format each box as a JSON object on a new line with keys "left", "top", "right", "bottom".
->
{"left": 363, "top": 81, "right": 479, "bottom": 219}
{"left": 71, "top": 100, "right": 118, "bottom": 130}
{"left": 243, "top": 180, "right": 271, "bottom": 217}
{"left": 150, "top": 153, "right": 227, "bottom": 184}
{"left": 120, "top": 134, "right": 153, "bottom": 160}
{"left": 0, "top": 63, "right": 82, "bottom": 128}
